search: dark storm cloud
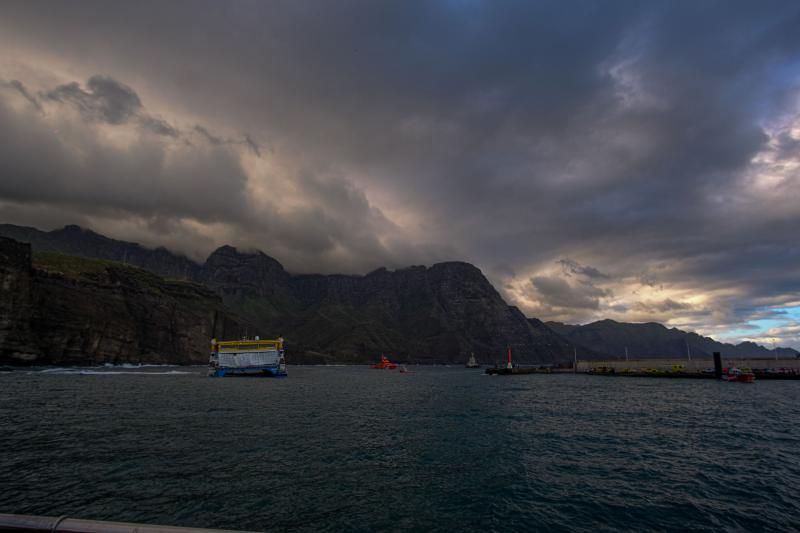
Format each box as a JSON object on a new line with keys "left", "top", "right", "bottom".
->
{"left": 243, "top": 135, "right": 261, "bottom": 158}
{"left": 46, "top": 76, "right": 142, "bottom": 125}
{"left": 0, "top": 83, "right": 248, "bottom": 223}
{"left": 139, "top": 115, "right": 179, "bottom": 138}
{"left": 1, "top": 0, "right": 800, "bottom": 344}
{"left": 45, "top": 75, "right": 179, "bottom": 137}
{"left": 558, "top": 259, "right": 608, "bottom": 280}
{"left": 530, "top": 275, "right": 611, "bottom": 311}
{"left": 0, "top": 72, "right": 432, "bottom": 273}
{"left": 193, "top": 125, "right": 261, "bottom": 156}
{"left": 632, "top": 299, "right": 691, "bottom": 314}
{"left": 3, "top": 80, "right": 42, "bottom": 113}
{"left": 194, "top": 125, "right": 223, "bottom": 145}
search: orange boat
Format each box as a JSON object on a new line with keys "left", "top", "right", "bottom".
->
{"left": 372, "top": 355, "right": 397, "bottom": 369}
{"left": 722, "top": 367, "right": 756, "bottom": 383}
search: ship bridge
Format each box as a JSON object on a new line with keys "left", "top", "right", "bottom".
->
{"left": 209, "top": 337, "right": 286, "bottom": 377}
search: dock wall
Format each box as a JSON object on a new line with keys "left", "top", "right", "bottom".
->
{"left": 576, "top": 357, "right": 800, "bottom": 372}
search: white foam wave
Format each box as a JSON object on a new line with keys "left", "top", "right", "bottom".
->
{"left": 76, "top": 370, "right": 191, "bottom": 375}
{"left": 26, "top": 368, "right": 191, "bottom": 375}
{"left": 103, "top": 363, "right": 177, "bottom": 368}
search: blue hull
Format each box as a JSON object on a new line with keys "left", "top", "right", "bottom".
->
{"left": 211, "top": 366, "right": 287, "bottom": 377}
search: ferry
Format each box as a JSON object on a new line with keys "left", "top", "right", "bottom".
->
{"left": 208, "top": 337, "right": 287, "bottom": 377}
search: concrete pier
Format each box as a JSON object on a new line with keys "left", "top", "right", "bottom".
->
{"left": 575, "top": 357, "right": 800, "bottom": 373}
{"left": 576, "top": 356, "right": 800, "bottom": 379}
{"left": 485, "top": 367, "right": 555, "bottom": 375}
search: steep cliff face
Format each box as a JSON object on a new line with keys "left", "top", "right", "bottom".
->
{"left": 0, "top": 224, "right": 578, "bottom": 364}
{"left": 201, "top": 245, "right": 296, "bottom": 326}
{"left": 284, "top": 261, "right": 574, "bottom": 364}
{"left": 0, "top": 238, "right": 37, "bottom": 362}
{"left": 187, "top": 254, "right": 565, "bottom": 363}
{"left": 287, "top": 263, "right": 504, "bottom": 363}
{"left": 0, "top": 238, "right": 246, "bottom": 366}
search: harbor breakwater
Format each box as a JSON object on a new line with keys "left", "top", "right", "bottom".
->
{"left": 576, "top": 356, "right": 800, "bottom": 379}
{"left": 576, "top": 357, "right": 800, "bottom": 372}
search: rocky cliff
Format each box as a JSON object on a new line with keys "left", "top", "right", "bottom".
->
{"left": 546, "top": 319, "right": 798, "bottom": 359}
{"left": 199, "top": 247, "right": 577, "bottom": 364}
{"left": 0, "top": 224, "right": 578, "bottom": 364}
{"left": 5, "top": 224, "right": 791, "bottom": 365}
{"left": 0, "top": 237, "right": 246, "bottom": 366}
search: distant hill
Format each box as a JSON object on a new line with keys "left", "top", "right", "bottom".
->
{"left": 0, "top": 224, "right": 204, "bottom": 280}
{"left": 0, "top": 224, "right": 584, "bottom": 364}
{"left": 545, "top": 319, "right": 798, "bottom": 360}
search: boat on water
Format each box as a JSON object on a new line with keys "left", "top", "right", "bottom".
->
{"left": 372, "top": 355, "right": 397, "bottom": 369}
{"left": 399, "top": 365, "right": 413, "bottom": 373}
{"left": 208, "top": 337, "right": 287, "bottom": 377}
{"left": 465, "top": 352, "right": 480, "bottom": 368}
{"left": 722, "top": 367, "right": 755, "bottom": 383}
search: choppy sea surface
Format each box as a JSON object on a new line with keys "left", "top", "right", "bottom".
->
{"left": 1, "top": 366, "right": 799, "bottom": 532}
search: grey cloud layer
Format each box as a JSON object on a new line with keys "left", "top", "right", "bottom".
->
{"left": 1, "top": 0, "right": 799, "bottom": 344}
{"left": 0, "top": 75, "right": 434, "bottom": 271}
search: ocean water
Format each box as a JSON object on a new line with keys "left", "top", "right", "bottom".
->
{"left": 1, "top": 366, "right": 799, "bottom": 532}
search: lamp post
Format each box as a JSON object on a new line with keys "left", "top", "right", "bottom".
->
{"left": 572, "top": 344, "right": 577, "bottom": 373}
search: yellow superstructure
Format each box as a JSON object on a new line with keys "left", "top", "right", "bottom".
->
{"left": 211, "top": 338, "right": 284, "bottom": 353}
{"left": 208, "top": 336, "right": 287, "bottom": 377}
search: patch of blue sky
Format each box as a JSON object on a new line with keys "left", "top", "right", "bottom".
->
{"left": 716, "top": 328, "right": 762, "bottom": 343}
{"left": 750, "top": 318, "right": 786, "bottom": 332}
{"left": 718, "top": 322, "right": 782, "bottom": 343}
{"left": 781, "top": 306, "right": 800, "bottom": 321}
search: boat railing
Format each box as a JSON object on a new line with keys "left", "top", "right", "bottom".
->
{"left": 0, "top": 513, "right": 256, "bottom": 533}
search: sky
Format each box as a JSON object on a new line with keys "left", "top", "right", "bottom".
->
{"left": 1, "top": 1, "right": 799, "bottom": 349}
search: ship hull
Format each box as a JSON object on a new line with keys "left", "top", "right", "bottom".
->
{"left": 210, "top": 366, "right": 287, "bottom": 377}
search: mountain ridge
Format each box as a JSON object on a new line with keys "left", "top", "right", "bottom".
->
{"left": 0, "top": 224, "right": 582, "bottom": 364}
{"left": 1, "top": 223, "right": 793, "bottom": 364}
{"left": 546, "top": 318, "right": 798, "bottom": 359}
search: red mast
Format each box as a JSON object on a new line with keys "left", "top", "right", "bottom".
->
{"left": 507, "top": 346, "right": 512, "bottom": 369}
